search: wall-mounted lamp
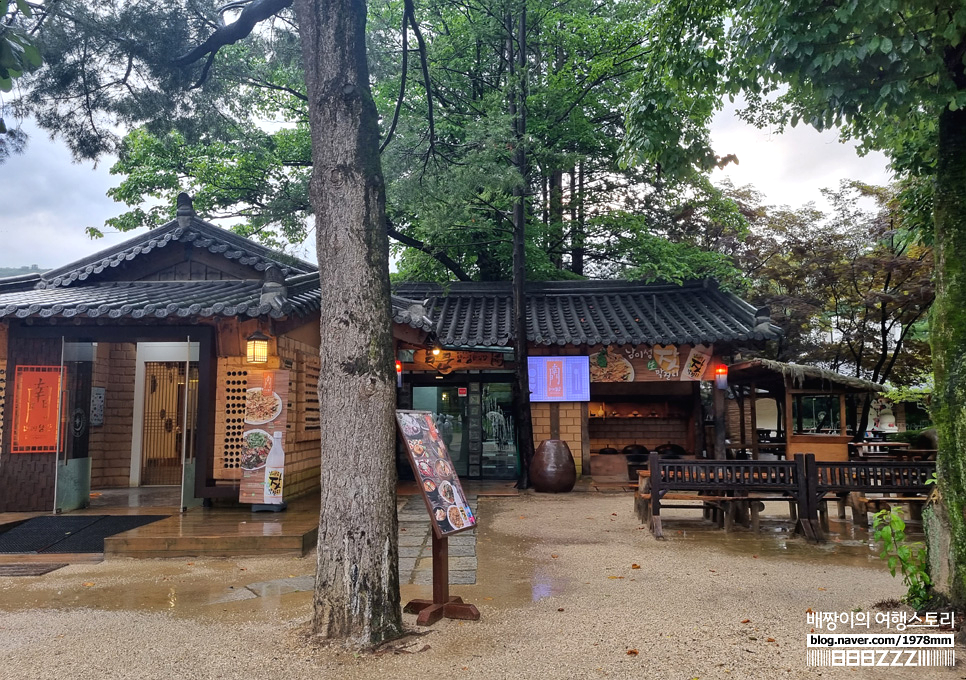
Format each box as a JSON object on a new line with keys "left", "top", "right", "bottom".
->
{"left": 714, "top": 364, "right": 728, "bottom": 390}
{"left": 247, "top": 330, "right": 270, "bottom": 364}
{"left": 395, "top": 359, "right": 403, "bottom": 388}
{"left": 432, "top": 345, "right": 441, "bottom": 356}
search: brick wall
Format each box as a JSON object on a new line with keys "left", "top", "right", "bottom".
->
{"left": 276, "top": 335, "right": 322, "bottom": 500}
{"left": 529, "top": 401, "right": 585, "bottom": 475}
{"left": 588, "top": 417, "right": 689, "bottom": 454}
{"left": 88, "top": 342, "right": 136, "bottom": 488}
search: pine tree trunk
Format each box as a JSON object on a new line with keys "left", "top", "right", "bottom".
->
{"left": 928, "top": 103, "right": 966, "bottom": 604}
{"left": 294, "top": 0, "right": 403, "bottom": 646}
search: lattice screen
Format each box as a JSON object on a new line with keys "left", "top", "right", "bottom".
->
{"left": 0, "top": 360, "right": 6, "bottom": 449}
{"left": 214, "top": 359, "right": 249, "bottom": 480}
{"left": 297, "top": 350, "right": 320, "bottom": 442}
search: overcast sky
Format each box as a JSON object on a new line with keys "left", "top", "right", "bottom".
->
{"left": 1, "top": 102, "right": 893, "bottom": 270}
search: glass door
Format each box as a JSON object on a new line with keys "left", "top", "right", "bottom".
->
{"left": 54, "top": 340, "right": 94, "bottom": 513}
{"left": 481, "top": 383, "right": 518, "bottom": 479}
{"left": 413, "top": 385, "right": 468, "bottom": 476}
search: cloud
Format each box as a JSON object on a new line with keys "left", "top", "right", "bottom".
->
{"left": 709, "top": 99, "right": 892, "bottom": 211}
{"left": 0, "top": 122, "right": 131, "bottom": 268}
{"left": 2, "top": 103, "right": 894, "bottom": 271}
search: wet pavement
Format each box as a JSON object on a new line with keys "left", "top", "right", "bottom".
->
{"left": 4, "top": 493, "right": 950, "bottom": 680}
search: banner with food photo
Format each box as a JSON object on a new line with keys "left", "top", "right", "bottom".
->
{"left": 396, "top": 410, "right": 477, "bottom": 537}
{"left": 588, "top": 344, "right": 715, "bottom": 382}
{"left": 239, "top": 370, "right": 289, "bottom": 504}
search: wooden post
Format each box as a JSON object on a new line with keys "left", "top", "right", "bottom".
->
{"left": 839, "top": 394, "right": 847, "bottom": 436}
{"left": 749, "top": 383, "right": 760, "bottom": 460}
{"left": 692, "top": 381, "right": 704, "bottom": 457}
{"left": 736, "top": 386, "right": 747, "bottom": 458}
{"left": 403, "top": 533, "right": 481, "bottom": 626}
{"left": 713, "top": 383, "right": 726, "bottom": 460}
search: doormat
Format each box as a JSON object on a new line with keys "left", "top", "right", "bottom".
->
{"left": 0, "top": 515, "right": 168, "bottom": 554}
{"left": 0, "top": 563, "right": 68, "bottom": 576}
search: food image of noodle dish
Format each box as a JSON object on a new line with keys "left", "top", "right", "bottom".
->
{"left": 245, "top": 388, "right": 282, "bottom": 424}
{"left": 589, "top": 348, "right": 634, "bottom": 382}
{"left": 240, "top": 430, "right": 272, "bottom": 469}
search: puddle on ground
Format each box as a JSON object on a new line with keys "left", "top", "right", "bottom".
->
{"left": 661, "top": 514, "right": 917, "bottom": 570}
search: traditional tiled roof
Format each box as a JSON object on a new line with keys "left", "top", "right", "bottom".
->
{"left": 0, "top": 279, "right": 305, "bottom": 320}
{"left": 37, "top": 215, "right": 317, "bottom": 289}
{"left": 393, "top": 280, "right": 781, "bottom": 348}
{"left": 0, "top": 271, "right": 435, "bottom": 328}
{"left": 391, "top": 295, "right": 434, "bottom": 333}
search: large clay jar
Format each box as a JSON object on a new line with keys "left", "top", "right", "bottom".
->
{"left": 530, "top": 439, "right": 577, "bottom": 493}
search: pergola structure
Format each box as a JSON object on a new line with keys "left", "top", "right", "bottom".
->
{"left": 727, "top": 358, "right": 886, "bottom": 461}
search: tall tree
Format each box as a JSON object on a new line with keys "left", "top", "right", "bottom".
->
{"left": 291, "top": 0, "right": 403, "bottom": 644}
{"left": 34, "top": 0, "right": 405, "bottom": 646}
{"left": 624, "top": 0, "right": 966, "bottom": 603}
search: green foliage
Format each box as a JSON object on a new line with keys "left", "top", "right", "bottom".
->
{"left": 737, "top": 181, "right": 933, "bottom": 386}
{"left": 873, "top": 507, "right": 932, "bottom": 609}
{"left": 0, "top": 0, "right": 42, "bottom": 92}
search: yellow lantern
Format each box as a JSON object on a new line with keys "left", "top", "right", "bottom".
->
{"left": 246, "top": 330, "right": 270, "bottom": 364}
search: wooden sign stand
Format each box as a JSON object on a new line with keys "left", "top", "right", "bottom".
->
{"left": 403, "top": 533, "right": 480, "bottom": 626}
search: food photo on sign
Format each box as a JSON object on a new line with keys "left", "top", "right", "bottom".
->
{"left": 396, "top": 410, "right": 476, "bottom": 536}
{"left": 238, "top": 370, "right": 290, "bottom": 506}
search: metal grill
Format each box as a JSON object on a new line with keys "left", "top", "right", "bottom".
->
{"left": 140, "top": 362, "right": 198, "bottom": 486}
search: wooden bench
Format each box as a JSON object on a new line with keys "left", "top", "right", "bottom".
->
{"left": 636, "top": 452, "right": 812, "bottom": 539}
{"left": 804, "top": 456, "right": 936, "bottom": 534}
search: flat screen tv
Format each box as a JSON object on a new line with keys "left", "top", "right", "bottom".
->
{"left": 527, "top": 356, "right": 590, "bottom": 402}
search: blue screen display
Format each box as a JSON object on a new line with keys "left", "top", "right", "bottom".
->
{"left": 527, "top": 356, "right": 591, "bottom": 402}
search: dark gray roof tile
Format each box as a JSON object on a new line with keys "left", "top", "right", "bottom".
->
{"left": 393, "top": 280, "right": 781, "bottom": 348}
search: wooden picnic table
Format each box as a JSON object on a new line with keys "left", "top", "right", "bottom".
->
{"left": 850, "top": 441, "right": 936, "bottom": 461}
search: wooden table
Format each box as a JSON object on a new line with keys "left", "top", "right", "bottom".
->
{"left": 850, "top": 441, "right": 911, "bottom": 460}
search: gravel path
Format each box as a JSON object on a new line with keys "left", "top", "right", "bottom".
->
{"left": 0, "top": 493, "right": 959, "bottom": 679}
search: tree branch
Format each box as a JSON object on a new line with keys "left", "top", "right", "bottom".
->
{"left": 380, "top": 7, "right": 409, "bottom": 154}
{"left": 171, "top": 0, "right": 294, "bottom": 68}
{"left": 386, "top": 222, "right": 472, "bottom": 281}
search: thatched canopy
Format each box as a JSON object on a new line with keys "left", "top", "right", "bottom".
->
{"left": 728, "top": 358, "right": 886, "bottom": 394}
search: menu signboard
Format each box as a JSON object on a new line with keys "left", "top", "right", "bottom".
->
{"left": 12, "top": 365, "right": 63, "bottom": 453}
{"left": 239, "top": 369, "right": 290, "bottom": 504}
{"left": 396, "top": 410, "right": 476, "bottom": 537}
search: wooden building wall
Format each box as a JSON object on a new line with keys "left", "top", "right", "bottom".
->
{"left": 212, "top": 318, "right": 322, "bottom": 502}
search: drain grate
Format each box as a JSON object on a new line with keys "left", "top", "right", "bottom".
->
{"left": 0, "top": 563, "right": 68, "bottom": 576}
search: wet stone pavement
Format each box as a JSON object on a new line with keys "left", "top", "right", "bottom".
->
{"left": 211, "top": 493, "right": 478, "bottom": 603}
{"left": 397, "top": 493, "right": 478, "bottom": 585}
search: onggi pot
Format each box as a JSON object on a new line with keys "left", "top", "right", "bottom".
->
{"left": 530, "top": 439, "right": 577, "bottom": 493}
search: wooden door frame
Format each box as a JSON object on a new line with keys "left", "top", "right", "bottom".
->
{"left": 130, "top": 342, "right": 199, "bottom": 486}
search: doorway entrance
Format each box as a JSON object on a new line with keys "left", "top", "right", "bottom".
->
{"left": 408, "top": 381, "right": 518, "bottom": 480}
{"left": 129, "top": 342, "right": 202, "bottom": 511}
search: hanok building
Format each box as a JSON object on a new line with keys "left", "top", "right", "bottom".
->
{"left": 393, "top": 282, "right": 781, "bottom": 481}
{"left": 0, "top": 195, "right": 432, "bottom": 513}
{"left": 0, "top": 196, "right": 782, "bottom": 514}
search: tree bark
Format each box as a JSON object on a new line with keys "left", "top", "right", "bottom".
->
{"left": 293, "top": 0, "right": 402, "bottom": 646}
{"left": 929, "top": 103, "right": 966, "bottom": 604}
{"left": 509, "top": 4, "right": 534, "bottom": 488}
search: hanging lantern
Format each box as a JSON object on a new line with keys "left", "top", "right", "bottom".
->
{"left": 714, "top": 364, "right": 728, "bottom": 390}
{"left": 246, "top": 330, "right": 270, "bottom": 364}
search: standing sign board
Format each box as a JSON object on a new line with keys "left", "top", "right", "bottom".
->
{"left": 396, "top": 410, "right": 480, "bottom": 626}
{"left": 238, "top": 370, "right": 289, "bottom": 504}
{"left": 396, "top": 410, "right": 476, "bottom": 536}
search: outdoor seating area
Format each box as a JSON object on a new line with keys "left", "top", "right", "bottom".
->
{"left": 634, "top": 453, "right": 936, "bottom": 541}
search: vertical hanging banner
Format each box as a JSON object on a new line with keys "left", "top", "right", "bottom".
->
{"left": 238, "top": 369, "right": 290, "bottom": 504}
{"left": 12, "top": 366, "right": 63, "bottom": 453}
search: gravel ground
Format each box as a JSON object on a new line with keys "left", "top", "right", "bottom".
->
{"left": 0, "top": 493, "right": 960, "bottom": 679}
